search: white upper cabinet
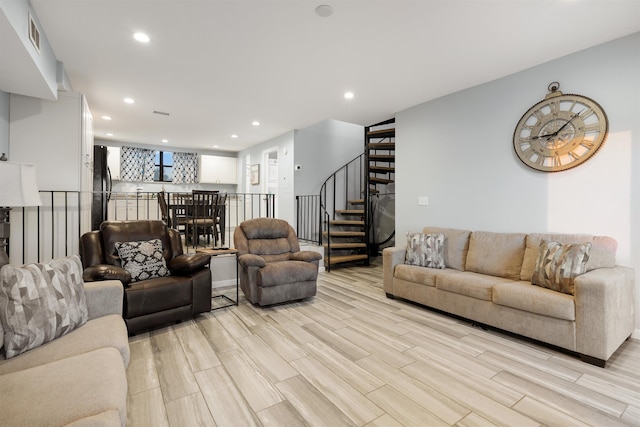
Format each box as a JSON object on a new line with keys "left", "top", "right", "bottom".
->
{"left": 199, "top": 155, "right": 237, "bottom": 184}
{"left": 107, "top": 146, "right": 121, "bottom": 180}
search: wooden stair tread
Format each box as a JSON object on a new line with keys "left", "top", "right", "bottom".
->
{"left": 348, "top": 199, "right": 364, "bottom": 205}
{"left": 323, "top": 243, "right": 367, "bottom": 249}
{"left": 367, "top": 142, "right": 395, "bottom": 150}
{"left": 335, "top": 209, "right": 364, "bottom": 215}
{"left": 329, "top": 220, "right": 364, "bottom": 226}
{"left": 369, "top": 166, "right": 395, "bottom": 173}
{"left": 366, "top": 128, "right": 395, "bottom": 138}
{"left": 323, "top": 231, "right": 366, "bottom": 237}
{"left": 369, "top": 154, "right": 395, "bottom": 161}
{"left": 327, "top": 254, "right": 369, "bottom": 264}
{"left": 370, "top": 177, "right": 394, "bottom": 184}
{"left": 369, "top": 188, "right": 379, "bottom": 194}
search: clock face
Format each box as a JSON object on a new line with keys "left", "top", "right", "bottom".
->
{"left": 513, "top": 92, "right": 608, "bottom": 172}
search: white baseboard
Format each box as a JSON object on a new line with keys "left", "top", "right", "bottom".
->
{"left": 632, "top": 329, "right": 640, "bottom": 340}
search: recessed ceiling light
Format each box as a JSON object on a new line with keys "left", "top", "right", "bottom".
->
{"left": 106, "top": 133, "right": 114, "bottom": 136}
{"left": 213, "top": 145, "right": 219, "bottom": 148}
{"left": 162, "top": 139, "right": 168, "bottom": 143}
{"left": 133, "top": 32, "right": 150, "bottom": 43}
{"left": 124, "top": 97, "right": 135, "bottom": 104}
{"left": 344, "top": 91, "right": 355, "bottom": 100}
{"left": 102, "top": 115, "right": 112, "bottom": 120}
{"left": 231, "top": 134, "right": 238, "bottom": 139}
{"left": 252, "top": 121, "right": 260, "bottom": 126}
{"left": 315, "top": 5, "right": 333, "bottom": 17}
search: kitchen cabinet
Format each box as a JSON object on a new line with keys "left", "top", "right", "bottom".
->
{"left": 107, "top": 146, "right": 121, "bottom": 180}
{"left": 9, "top": 92, "right": 94, "bottom": 254}
{"left": 10, "top": 92, "right": 93, "bottom": 192}
{"left": 108, "top": 194, "right": 160, "bottom": 221}
{"left": 199, "top": 155, "right": 237, "bottom": 184}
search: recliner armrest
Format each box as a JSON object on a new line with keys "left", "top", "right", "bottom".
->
{"left": 238, "top": 253, "right": 266, "bottom": 268}
{"left": 169, "top": 253, "right": 211, "bottom": 274}
{"left": 290, "top": 251, "right": 322, "bottom": 263}
{"left": 83, "top": 264, "right": 131, "bottom": 286}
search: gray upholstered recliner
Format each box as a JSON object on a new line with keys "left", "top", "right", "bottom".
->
{"left": 234, "top": 218, "right": 322, "bottom": 306}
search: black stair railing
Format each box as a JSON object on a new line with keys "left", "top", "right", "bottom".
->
{"left": 319, "top": 153, "right": 367, "bottom": 270}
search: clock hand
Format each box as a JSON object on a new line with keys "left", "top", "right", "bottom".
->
{"left": 531, "top": 113, "right": 580, "bottom": 140}
{"left": 554, "top": 113, "right": 579, "bottom": 135}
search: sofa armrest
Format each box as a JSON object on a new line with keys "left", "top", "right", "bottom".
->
{"left": 574, "top": 266, "right": 635, "bottom": 361}
{"left": 84, "top": 280, "right": 124, "bottom": 320}
{"left": 83, "top": 264, "right": 131, "bottom": 285}
{"left": 238, "top": 254, "right": 266, "bottom": 268}
{"left": 290, "top": 251, "right": 322, "bottom": 263}
{"left": 383, "top": 246, "right": 406, "bottom": 295}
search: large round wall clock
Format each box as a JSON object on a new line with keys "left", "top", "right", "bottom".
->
{"left": 513, "top": 82, "right": 608, "bottom": 172}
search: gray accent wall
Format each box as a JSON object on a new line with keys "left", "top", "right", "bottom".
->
{"left": 0, "top": 90, "right": 8, "bottom": 157}
{"left": 395, "top": 32, "right": 640, "bottom": 330}
{"left": 293, "top": 119, "right": 364, "bottom": 196}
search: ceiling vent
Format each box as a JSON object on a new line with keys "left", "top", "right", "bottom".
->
{"left": 28, "top": 13, "right": 40, "bottom": 53}
{"left": 153, "top": 110, "right": 170, "bottom": 116}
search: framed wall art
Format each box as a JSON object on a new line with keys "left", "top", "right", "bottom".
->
{"left": 250, "top": 164, "right": 260, "bottom": 185}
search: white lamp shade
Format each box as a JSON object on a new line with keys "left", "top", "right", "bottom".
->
{"left": 0, "top": 162, "right": 42, "bottom": 207}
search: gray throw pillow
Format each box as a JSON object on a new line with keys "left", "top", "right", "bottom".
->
{"left": 531, "top": 240, "right": 592, "bottom": 295}
{"left": 0, "top": 255, "right": 88, "bottom": 359}
{"left": 115, "top": 238, "right": 170, "bottom": 282}
{"left": 405, "top": 232, "right": 446, "bottom": 269}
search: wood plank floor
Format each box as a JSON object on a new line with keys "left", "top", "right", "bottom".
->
{"left": 126, "top": 260, "right": 640, "bottom": 426}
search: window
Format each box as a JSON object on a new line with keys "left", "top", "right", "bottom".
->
{"left": 154, "top": 151, "right": 173, "bottom": 182}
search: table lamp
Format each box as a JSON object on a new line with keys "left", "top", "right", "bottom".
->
{"left": 0, "top": 161, "right": 41, "bottom": 269}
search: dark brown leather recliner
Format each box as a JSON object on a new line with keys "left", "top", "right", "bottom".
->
{"left": 80, "top": 220, "right": 212, "bottom": 334}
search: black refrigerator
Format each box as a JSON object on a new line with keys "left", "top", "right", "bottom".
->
{"left": 91, "top": 145, "right": 112, "bottom": 230}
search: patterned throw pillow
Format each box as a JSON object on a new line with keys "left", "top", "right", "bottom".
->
{"left": 115, "top": 239, "right": 170, "bottom": 282}
{"left": 531, "top": 240, "right": 592, "bottom": 295}
{"left": 405, "top": 232, "right": 446, "bottom": 269}
{"left": 0, "top": 255, "right": 88, "bottom": 359}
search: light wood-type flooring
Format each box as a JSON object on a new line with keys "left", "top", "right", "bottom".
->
{"left": 126, "top": 260, "right": 640, "bottom": 426}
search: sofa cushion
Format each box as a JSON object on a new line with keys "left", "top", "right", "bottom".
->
{"left": 422, "top": 227, "right": 471, "bottom": 271}
{"left": 0, "top": 255, "right": 88, "bottom": 359}
{"left": 465, "top": 231, "right": 526, "bottom": 280}
{"left": 405, "top": 232, "right": 446, "bottom": 268}
{"left": 0, "top": 347, "right": 127, "bottom": 426}
{"left": 394, "top": 264, "right": 462, "bottom": 287}
{"left": 258, "top": 261, "right": 318, "bottom": 287}
{"left": 493, "top": 281, "right": 576, "bottom": 321}
{"left": 115, "top": 238, "right": 170, "bottom": 282}
{"left": 0, "top": 314, "right": 130, "bottom": 375}
{"left": 436, "top": 271, "right": 515, "bottom": 301}
{"left": 520, "top": 233, "right": 617, "bottom": 281}
{"left": 531, "top": 240, "right": 591, "bottom": 295}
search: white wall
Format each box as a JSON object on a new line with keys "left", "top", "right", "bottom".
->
{"left": 294, "top": 119, "right": 364, "bottom": 196}
{"left": 237, "top": 131, "right": 295, "bottom": 224}
{"left": 396, "top": 33, "right": 640, "bottom": 329}
{"left": 0, "top": 0, "right": 58, "bottom": 99}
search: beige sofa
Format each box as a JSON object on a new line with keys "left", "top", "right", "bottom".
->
{"left": 383, "top": 227, "right": 635, "bottom": 367}
{"left": 0, "top": 280, "right": 130, "bottom": 426}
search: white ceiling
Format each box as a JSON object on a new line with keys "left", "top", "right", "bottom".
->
{"left": 29, "top": 0, "right": 640, "bottom": 153}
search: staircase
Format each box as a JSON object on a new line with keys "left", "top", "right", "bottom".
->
{"left": 321, "top": 119, "right": 395, "bottom": 271}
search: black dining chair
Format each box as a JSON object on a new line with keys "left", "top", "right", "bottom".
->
{"left": 189, "top": 190, "right": 218, "bottom": 247}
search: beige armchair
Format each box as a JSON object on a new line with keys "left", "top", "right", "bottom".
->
{"left": 234, "top": 218, "right": 322, "bottom": 306}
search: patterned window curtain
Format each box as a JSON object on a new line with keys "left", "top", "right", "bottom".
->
{"left": 172, "top": 152, "right": 199, "bottom": 184}
{"left": 121, "top": 146, "right": 155, "bottom": 182}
